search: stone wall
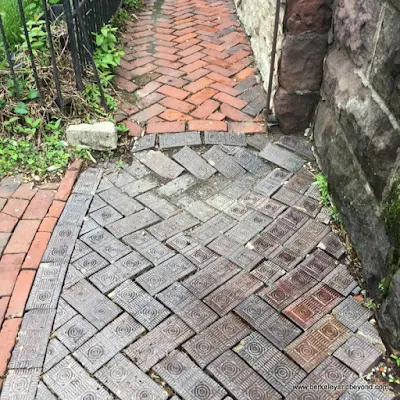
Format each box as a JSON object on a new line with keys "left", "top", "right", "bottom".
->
{"left": 274, "top": 0, "right": 333, "bottom": 134}
{"left": 233, "top": 0, "right": 285, "bottom": 106}
{"left": 312, "top": 0, "right": 400, "bottom": 349}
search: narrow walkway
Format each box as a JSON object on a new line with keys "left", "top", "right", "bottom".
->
{"left": 0, "top": 132, "right": 393, "bottom": 400}
{"left": 115, "top": 0, "right": 267, "bottom": 136}
{"left": 0, "top": 0, "right": 396, "bottom": 399}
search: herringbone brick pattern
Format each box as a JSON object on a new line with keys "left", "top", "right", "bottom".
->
{"left": 115, "top": 0, "right": 267, "bottom": 136}
{"left": 0, "top": 132, "right": 392, "bottom": 399}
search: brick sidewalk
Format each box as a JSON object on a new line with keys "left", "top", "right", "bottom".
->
{"left": 0, "top": 131, "right": 393, "bottom": 399}
{"left": 115, "top": 0, "right": 267, "bottom": 136}
{"left": 0, "top": 0, "right": 395, "bottom": 398}
{"left": 0, "top": 161, "right": 82, "bottom": 381}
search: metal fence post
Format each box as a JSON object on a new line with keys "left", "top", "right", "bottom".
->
{"left": 0, "top": 14, "right": 20, "bottom": 98}
{"left": 75, "top": 2, "right": 108, "bottom": 110}
{"left": 265, "top": 0, "right": 282, "bottom": 121}
{"left": 16, "top": 0, "right": 44, "bottom": 106}
{"left": 41, "top": 0, "right": 64, "bottom": 112}
{"left": 64, "top": 0, "right": 84, "bottom": 91}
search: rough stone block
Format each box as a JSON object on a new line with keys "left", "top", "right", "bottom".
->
{"left": 274, "top": 87, "right": 319, "bottom": 134}
{"left": 286, "top": 0, "right": 333, "bottom": 34}
{"left": 66, "top": 122, "right": 117, "bottom": 150}
{"left": 279, "top": 33, "right": 328, "bottom": 91}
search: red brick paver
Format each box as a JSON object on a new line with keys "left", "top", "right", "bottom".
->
{"left": 0, "top": 160, "right": 82, "bottom": 379}
{"left": 0, "top": 319, "right": 22, "bottom": 377}
{"left": 114, "top": 0, "right": 267, "bottom": 134}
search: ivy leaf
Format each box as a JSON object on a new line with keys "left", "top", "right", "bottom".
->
{"left": 0, "top": 100, "right": 6, "bottom": 109}
{"left": 26, "top": 89, "right": 39, "bottom": 100}
{"left": 14, "top": 102, "right": 29, "bottom": 115}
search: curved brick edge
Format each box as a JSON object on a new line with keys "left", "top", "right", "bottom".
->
{"left": 0, "top": 160, "right": 82, "bottom": 384}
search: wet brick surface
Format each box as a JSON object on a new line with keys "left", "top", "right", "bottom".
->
{"left": 3, "top": 75, "right": 389, "bottom": 398}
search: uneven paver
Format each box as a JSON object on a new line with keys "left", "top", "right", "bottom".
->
{"left": 0, "top": 1, "right": 393, "bottom": 399}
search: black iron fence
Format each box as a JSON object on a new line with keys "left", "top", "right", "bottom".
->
{"left": 0, "top": 0, "right": 123, "bottom": 112}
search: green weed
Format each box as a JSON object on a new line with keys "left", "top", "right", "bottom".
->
{"left": 364, "top": 298, "right": 377, "bottom": 311}
{"left": 391, "top": 354, "right": 400, "bottom": 367}
{"left": 0, "top": 118, "right": 87, "bottom": 177}
{"left": 314, "top": 173, "right": 339, "bottom": 221}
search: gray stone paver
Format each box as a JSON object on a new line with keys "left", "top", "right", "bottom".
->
{"left": 234, "top": 332, "right": 307, "bottom": 396}
{"left": 183, "top": 313, "right": 252, "bottom": 368}
{"left": 207, "top": 350, "right": 281, "bottom": 400}
{"left": 154, "top": 350, "right": 227, "bottom": 400}
{"left": 95, "top": 353, "right": 169, "bottom": 400}
{"left": 333, "top": 334, "right": 383, "bottom": 375}
{"left": 8, "top": 136, "right": 392, "bottom": 400}
{"left": 0, "top": 369, "right": 41, "bottom": 400}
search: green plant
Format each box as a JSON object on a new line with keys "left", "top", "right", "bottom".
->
{"left": 389, "top": 376, "right": 400, "bottom": 385}
{"left": 379, "top": 277, "right": 392, "bottom": 298}
{"left": 82, "top": 83, "right": 118, "bottom": 115}
{"left": 81, "top": 24, "right": 123, "bottom": 114}
{"left": 113, "top": 8, "right": 129, "bottom": 28}
{"left": 14, "top": 102, "right": 29, "bottom": 115}
{"left": 0, "top": 118, "right": 87, "bottom": 177}
{"left": 314, "top": 173, "right": 339, "bottom": 221}
{"left": 123, "top": 0, "right": 142, "bottom": 12}
{"left": 21, "top": 19, "right": 48, "bottom": 57}
{"left": 381, "top": 179, "right": 400, "bottom": 300}
{"left": 384, "top": 180, "right": 400, "bottom": 242}
{"left": 0, "top": 2, "right": 22, "bottom": 45}
{"left": 0, "top": 0, "right": 63, "bottom": 46}
{"left": 4, "top": 116, "right": 20, "bottom": 132}
{"left": 7, "top": 79, "right": 23, "bottom": 98}
{"left": 93, "top": 25, "right": 124, "bottom": 73}
{"left": 391, "top": 354, "right": 400, "bottom": 367}
{"left": 364, "top": 298, "right": 377, "bottom": 311}
{"left": 117, "top": 157, "right": 125, "bottom": 169}
{"left": 116, "top": 122, "right": 129, "bottom": 133}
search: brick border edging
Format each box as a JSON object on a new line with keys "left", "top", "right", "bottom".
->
{"left": 0, "top": 166, "right": 101, "bottom": 397}
{"left": 0, "top": 160, "right": 83, "bottom": 380}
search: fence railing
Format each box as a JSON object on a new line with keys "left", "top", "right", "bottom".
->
{"left": 0, "top": 0, "right": 123, "bottom": 112}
